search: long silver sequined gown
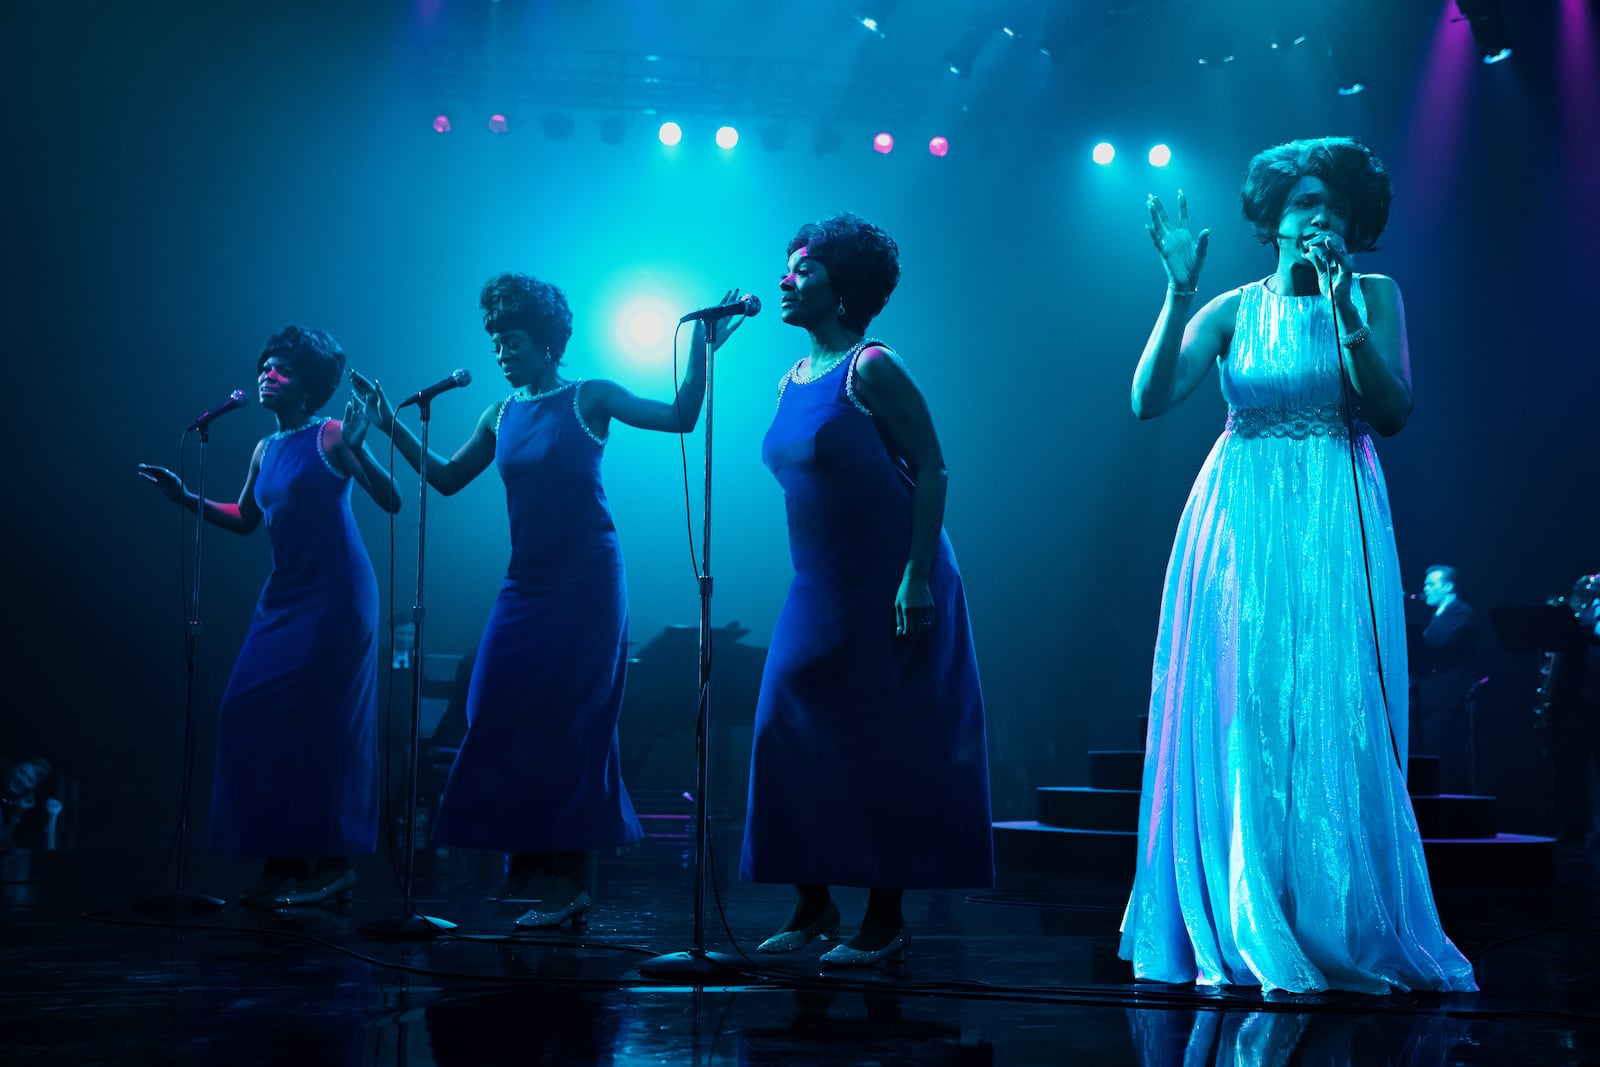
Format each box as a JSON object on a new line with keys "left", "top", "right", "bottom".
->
{"left": 1118, "top": 279, "right": 1477, "bottom": 994}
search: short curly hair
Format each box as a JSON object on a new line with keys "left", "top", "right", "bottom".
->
{"left": 479, "top": 272, "right": 574, "bottom": 364}
{"left": 786, "top": 213, "right": 901, "bottom": 333}
{"left": 1240, "top": 136, "right": 1393, "bottom": 254}
{"left": 256, "top": 326, "right": 347, "bottom": 412}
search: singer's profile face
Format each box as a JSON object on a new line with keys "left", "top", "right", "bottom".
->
{"left": 1422, "top": 569, "right": 1453, "bottom": 607}
{"left": 1276, "top": 176, "right": 1350, "bottom": 261}
{"left": 491, "top": 329, "right": 539, "bottom": 387}
{"left": 257, "top": 356, "right": 302, "bottom": 411}
{"left": 778, "top": 246, "right": 835, "bottom": 328}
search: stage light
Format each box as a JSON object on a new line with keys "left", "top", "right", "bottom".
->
{"left": 1324, "top": 19, "right": 1371, "bottom": 96}
{"left": 928, "top": 136, "right": 949, "bottom": 157}
{"left": 1093, "top": 142, "right": 1115, "bottom": 165}
{"left": 628, "top": 309, "right": 665, "bottom": 347}
{"left": 945, "top": 25, "right": 991, "bottom": 77}
{"left": 1148, "top": 144, "right": 1172, "bottom": 167}
{"left": 715, "top": 126, "right": 739, "bottom": 149}
{"left": 814, "top": 126, "right": 841, "bottom": 157}
{"left": 658, "top": 121, "right": 682, "bottom": 146}
{"left": 487, "top": 113, "right": 509, "bottom": 135}
{"left": 431, "top": 115, "right": 451, "bottom": 134}
{"left": 542, "top": 113, "right": 574, "bottom": 141}
{"left": 851, "top": 2, "right": 897, "bottom": 37}
{"left": 873, "top": 132, "right": 894, "bottom": 154}
{"left": 600, "top": 116, "right": 626, "bottom": 145}
{"left": 1455, "top": 0, "right": 1513, "bottom": 63}
{"left": 611, "top": 295, "right": 679, "bottom": 368}
{"left": 1195, "top": 18, "right": 1237, "bottom": 67}
{"left": 760, "top": 125, "right": 787, "bottom": 152}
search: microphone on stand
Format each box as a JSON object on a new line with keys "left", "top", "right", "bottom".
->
{"left": 396, "top": 369, "right": 472, "bottom": 410}
{"left": 188, "top": 390, "right": 248, "bottom": 431}
{"left": 678, "top": 294, "right": 761, "bottom": 323}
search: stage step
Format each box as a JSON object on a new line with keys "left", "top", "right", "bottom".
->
{"left": 997, "top": 750, "right": 1557, "bottom": 886}
{"left": 994, "top": 821, "right": 1136, "bottom": 879}
{"left": 993, "top": 820, "right": 1558, "bottom": 888}
{"left": 1038, "top": 786, "right": 1140, "bottom": 832}
{"left": 1412, "top": 794, "right": 1497, "bottom": 839}
{"left": 1087, "top": 750, "right": 1144, "bottom": 791}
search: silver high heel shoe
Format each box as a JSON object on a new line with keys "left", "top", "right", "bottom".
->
{"left": 273, "top": 868, "right": 356, "bottom": 907}
{"left": 819, "top": 927, "right": 910, "bottom": 967}
{"left": 513, "top": 889, "right": 592, "bottom": 930}
{"left": 757, "top": 902, "right": 842, "bottom": 953}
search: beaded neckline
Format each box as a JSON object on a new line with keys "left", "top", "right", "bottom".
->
{"left": 266, "top": 417, "right": 327, "bottom": 442}
{"left": 511, "top": 381, "right": 577, "bottom": 403}
{"left": 784, "top": 337, "right": 882, "bottom": 387}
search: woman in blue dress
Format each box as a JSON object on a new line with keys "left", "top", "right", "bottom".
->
{"left": 741, "top": 214, "right": 994, "bottom": 968}
{"left": 1121, "top": 138, "right": 1476, "bottom": 993}
{"left": 354, "top": 274, "right": 740, "bottom": 928}
{"left": 139, "top": 326, "right": 401, "bottom": 906}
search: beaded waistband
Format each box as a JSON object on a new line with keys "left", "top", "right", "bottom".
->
{"left": 1226, "top": 404, "right": 1368, "bottom": 439}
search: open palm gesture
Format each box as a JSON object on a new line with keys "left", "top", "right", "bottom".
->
{"left": 1146, "top": 190, "right": 1210, "bottom": 290}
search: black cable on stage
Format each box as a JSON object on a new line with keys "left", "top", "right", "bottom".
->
{"left": 130, "top": 427, "right": 208, "bottom": 906}
{"left": 1329, "top": 289, "right": 1401, "bottom": 771}
{"left": 378, "top": 416, "right": 407, "bottom": 896}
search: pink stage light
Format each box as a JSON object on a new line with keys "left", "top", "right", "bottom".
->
{"left": 431, "top": 115, "right": 451, "bottom": 134}
{"left": 928, "top": 136, "right": 950, "bottom": 157}
{"left": 873, "top": 132, "right": 894, "bottom": 154}
{"left": 487, "top": 114, "right": 509, "bottom": 135}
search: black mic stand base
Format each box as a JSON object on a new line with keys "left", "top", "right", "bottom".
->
{"left": 134, "top": 891, "right": 227, "bottom": 919}
{"left": 637, "top": 948, "right": 743, "bottom": 980}
{"left": 358, "top": 912, "right": 456, "bottom": 940}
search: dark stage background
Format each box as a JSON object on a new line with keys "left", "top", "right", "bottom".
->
{"left": 6, "top": 1, "right": 1596, "bottom": 852}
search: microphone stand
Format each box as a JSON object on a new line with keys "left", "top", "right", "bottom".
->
{"left": 361, "top": 397, "right": 455, "bottom": 939}
{"left": 138, "top": 424, "right": 226, "bottom": 917}
{"left": 640, "top": 319, "right": 741, "bottom": 978}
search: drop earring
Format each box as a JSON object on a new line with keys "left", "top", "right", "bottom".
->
{"left": 836, "top": 299, "right": 846, "bottom": 318}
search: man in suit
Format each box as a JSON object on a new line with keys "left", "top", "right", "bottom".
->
{"left": 1409, "top": 565, "right": 1477, "bottom": 794}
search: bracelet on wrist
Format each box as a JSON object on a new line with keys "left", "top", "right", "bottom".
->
{"left": 1168, "top": 282, "right": 1199, "bottom": 298}
{"left": 1341, "top": 323, "right": 1373, "bottom": 349}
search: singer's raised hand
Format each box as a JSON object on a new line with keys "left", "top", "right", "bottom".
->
{"left": 349, "top": 371, "right": 395, "bottom": 434}
{"left": 341, "top": 388, "right": 371, "bottom": 452}
{"left": 1146, "top": 190, "right": 1210, "bottom": 291}
{"left": 137, "top": 463, "right": 186, "bottom": 503}
{"left": 691, "top": 288, "right": 746, "bottom": 354}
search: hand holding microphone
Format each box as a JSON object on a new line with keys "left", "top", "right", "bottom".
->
{"left": 679, "top": 291, "right": 761, "bottom": 323}
{"left": 1303, "top": 229, "right": 1352, "bottom": 301}
{"left": 684, "top": 289, "right": 756, "bottom": 355}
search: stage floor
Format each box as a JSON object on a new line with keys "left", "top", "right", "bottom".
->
{"left": 4, "top": 832, "right": 1598, "bottom": 1065}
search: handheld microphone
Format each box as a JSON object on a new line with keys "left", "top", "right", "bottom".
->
{"left": 396, "top": 369, "right": 472, "bottom": 410}
{"left": 678, "top": 293, "right": 761, "bottom": 323}
{"left": 188, "top": 390, "right": 248, "bottom": 431}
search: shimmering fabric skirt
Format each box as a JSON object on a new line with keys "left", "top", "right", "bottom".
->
{"left": 1118, "top": 422, "right": 1477, "bottom": 994}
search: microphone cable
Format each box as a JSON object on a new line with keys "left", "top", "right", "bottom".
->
{"left": 1328, "top": 285, "right": 1402, "bottom": 772}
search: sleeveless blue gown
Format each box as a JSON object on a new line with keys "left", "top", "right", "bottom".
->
{"left": 208, "top": 419, "right": 379, "bottom": 857}
{"left": 1119, "top": 280, "right": 1477, "bottom": 993}
{"left": 741, "top": 342, "right": 994, "bottom": 889}
{"left": 431, "top": 383, "right": 643, "bottom": 853}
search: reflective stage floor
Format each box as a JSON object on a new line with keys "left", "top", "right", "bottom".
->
{"left": 4, "top": 832, "right": 1599, "bottom": 1065}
